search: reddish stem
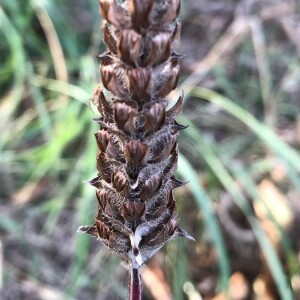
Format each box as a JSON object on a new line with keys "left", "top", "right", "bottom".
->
{"left": 129, "top": 268, "right": 142, "bottom": 300}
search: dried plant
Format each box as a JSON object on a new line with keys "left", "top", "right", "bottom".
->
{"left": 78, "top": 0, "right": 193, "bottom": 298}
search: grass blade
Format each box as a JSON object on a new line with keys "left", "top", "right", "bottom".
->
{"left": 190, "top": 87, "right": 300, "bottom": 173}
{"left": 180, "top": 117, "right": 294, "bottom": 299}
{"left": 177, "top": 154, "right": 231, "bottom": 291}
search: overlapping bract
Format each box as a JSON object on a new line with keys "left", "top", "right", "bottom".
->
{"left": 79, "top": 0, "right": 193, "bottom": 269}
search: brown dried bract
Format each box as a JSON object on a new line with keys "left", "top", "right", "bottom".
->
{"left": 78, "top": 0, "right": 193, "bottom": 270}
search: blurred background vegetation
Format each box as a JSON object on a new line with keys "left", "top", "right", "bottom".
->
{"left": 1, "top": 0, "right": 300, "bottom": 299}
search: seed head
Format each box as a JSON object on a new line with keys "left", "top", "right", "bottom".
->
{"left": 78, "top": 0, "right": 193, "bottom": 270}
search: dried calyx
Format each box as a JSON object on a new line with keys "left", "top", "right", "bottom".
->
{"left": 78, "top": 0, "right": 194, "bottom": 271}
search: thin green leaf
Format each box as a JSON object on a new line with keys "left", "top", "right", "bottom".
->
{"left": 180, "top": 117, "right": 293, "bottom": 299}
{"left": 177, "top": 154, "right": 231, "bottom": 291}
{"left": 190, "top": 87, "right": 300, "bottom": 173}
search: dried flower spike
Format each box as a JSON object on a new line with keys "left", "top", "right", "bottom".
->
{"left": 78, "top": 0, "right": 193, "bottom": 298}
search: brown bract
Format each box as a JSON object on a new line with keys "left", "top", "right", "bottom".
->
{"left": 78, "top": 0, "right": 193, "bottom": 270}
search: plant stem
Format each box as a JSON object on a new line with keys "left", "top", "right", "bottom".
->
{"left": 129, "top": 268, "right": 142, "bottom": 300}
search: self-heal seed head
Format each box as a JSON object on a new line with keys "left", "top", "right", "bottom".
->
{"left": 78, "top": 0, "right": 194, "bottom": 272}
